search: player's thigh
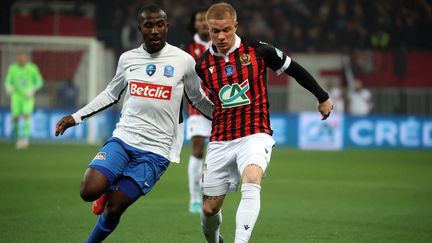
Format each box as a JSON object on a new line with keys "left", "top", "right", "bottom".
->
{"left": 191, "top": 135, "right": 206, "bottom": 156}
{"left": 22, "top": 98, "right": 35, "bottom": 116}
{"left": 237, "top": 133, "right": 275, "bottom": 177}
{"left": 88, "top": 137, "right": 131, "bottom": 185}
{"left": 10, "top": 95, "right": 23, "bottom": 117}
{"left": 202, "top": 141, "right": 237, "bottom": 196}
{"left": 122, "top": 150, "right": 170, "bottom": 195}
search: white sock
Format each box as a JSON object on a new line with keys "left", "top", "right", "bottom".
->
{"left": 201, "top": 210, "right": 222, "bottom": 243}
{"left": 188, "top": 155, "right": 203, "bottom": 203}
{"left": 234, "top": 183, "right": 261, "bottom": 243}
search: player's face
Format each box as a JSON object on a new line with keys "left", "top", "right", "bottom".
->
{"left": 208, "top": 17, "right": 238, "bottom": 55}
{"left": 138, "top": 10, "right": 169, "bottom": 54}
{"left": 16, "top": 53, "right": 27, "bottom": 66}
{"left": 195, "top": 12, "right": 209, "bottom": 40}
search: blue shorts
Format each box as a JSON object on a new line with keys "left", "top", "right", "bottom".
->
{"left": 89, "top": 137, "right": 170, "bottom": 196}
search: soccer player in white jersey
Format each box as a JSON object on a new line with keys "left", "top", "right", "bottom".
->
{"left": 54, "top": 5, "right": 214, "bottom": 242}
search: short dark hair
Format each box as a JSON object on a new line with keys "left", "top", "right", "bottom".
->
{"left": 187, "top": 7, "right": 208, "bottom": 33}
{"left": 137, "top": 4, "right": 166, "bottom": 22}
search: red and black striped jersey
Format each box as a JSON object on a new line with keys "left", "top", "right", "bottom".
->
{"left": 187, "top": 34, "right": 211, "bottom": 116}
{"left": 195, "top": 36, "right": 291, "bottom": 142}
{"left": 187, "top": 40, "right": 208, "bottom": 60}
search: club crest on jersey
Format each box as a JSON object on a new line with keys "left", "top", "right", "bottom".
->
{"left": 94, "top": 152, "right": 106, "bottom": 160}
{"left": 146, "top": 64, "right": 156, "bottom": 76}
{"left": 164, "top": 65, "right": 174, "bottom": 77}
{"left": 240, "top": 53, "right": 251, "bottom": 66}
{"left": 224, "top": 65, "right": 235, "bottom": 76}
{"left": 219, "top": 79, "right": 250, "bottom": 108}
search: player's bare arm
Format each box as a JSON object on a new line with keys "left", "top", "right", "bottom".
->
{"left": 318, "top": 98, "right": 334, "bottom": 120}
{"left": 55, "top": 115, "right": 76, "bottom": 136}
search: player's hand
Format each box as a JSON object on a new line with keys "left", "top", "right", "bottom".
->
{"left": 5, "top": 86, "right": 13, "bottom": 95}
{"left": 26, "top": 89, "right": 34, "bottom": 98}
{"left": 317, "top": 98, "right": 333, "bottom": 120}
{"left": 55, "top": 115, "right": 76, "bottom": 136}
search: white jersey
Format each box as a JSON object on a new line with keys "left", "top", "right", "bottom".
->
{"left": 72, "top": 43, "right": 214, "bottom": 162}
{"left": 348, "top": 89, "right": 372, "bottom": 115}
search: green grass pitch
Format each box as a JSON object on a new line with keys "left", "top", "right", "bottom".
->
{"left": 0, "top": 142, "right": 431, "bottom": 242}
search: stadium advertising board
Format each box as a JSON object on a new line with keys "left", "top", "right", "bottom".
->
{"left": 345, "top": 115, "right": 432, "bottom": 148}
{"left": 1, "top": 109, "right": 431, "bottom": 149}
{"left": 0, "top": 108, "right": 114, "bottom": 142}
{"left": 298, "top": 112, "right": 344, "bottom": 150}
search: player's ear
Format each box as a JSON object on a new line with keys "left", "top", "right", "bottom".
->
{"left": 234, "top": 22, "right": 239, "bottom": 29}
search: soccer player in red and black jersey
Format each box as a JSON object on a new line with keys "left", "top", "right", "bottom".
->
{"left": 185, "top": 8, "right": 212, "bottom": 214}
{"left": 196, "top": 3, "right": 333, "bottom": 243}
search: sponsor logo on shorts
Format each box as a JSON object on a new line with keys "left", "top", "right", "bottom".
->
{"left": 130, "top": 81, "right": 172, "bottom": 100}
{"left": 94, "top": 152, "right": 106, "bottom": 160}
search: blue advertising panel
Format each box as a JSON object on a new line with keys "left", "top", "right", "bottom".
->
{"left": 270, "top": 113, "right": 297, "bottom": 146}
{"left": 344, "top": 115, "right": 432, "bottom": 149}
{"left": 298, "top": 112, "right": 344, "bottom": 150}
{"left": 0, "top": 108, "right": 117, "bottom": 141}
{"left": 1, "top": 108, "right": 431, "bottom": 149}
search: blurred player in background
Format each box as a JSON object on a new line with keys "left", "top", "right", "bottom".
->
{"left": 348, "top": 78, "right": 373, "bottom": 115}
{"left": 4, "top": 50, "right": 43, "bottom": 149}
{"left": 55, "top": 5, "right": 213, "bottom": 242}
{"left": 195, "top": 3, "right": 333, "bottom": 243}
{"left": 185, "top": 7, "right": 212, "bottom": 214}
{"left": 327, "top": 80, "right": 345, "bottom": 113}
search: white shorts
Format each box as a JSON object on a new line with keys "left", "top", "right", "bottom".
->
{"left": 186, "top": 115, "right": 212, "bottom": 139}
{"left": 202, "top": 133, "right": 275, "bottom": 196}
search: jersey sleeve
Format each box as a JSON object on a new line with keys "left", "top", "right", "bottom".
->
{"left": 183, "top": 55, "right": 214, "bottom": 119}
{"left": 72, "top": 55, "right": 128, "bottom": 123}
{"left": 31, "top": 64, "right": 43, "bottom": 91}
{"left": 4, "top": 65, "right": 14, "bottom": 89}
{"left": 256, "top": 41, "right": 291, "bottom": 75}
{"left": 285, "top": 61, "right": 329, "bottom": 103}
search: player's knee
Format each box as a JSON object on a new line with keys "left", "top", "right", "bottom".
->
{"left": 80, "top": 181, "right": 105, "bottom": 202}
{"left": 80, "top": 187, "right": 99, "bottom": 202}
{"left": 80, "top": 168, "right": 110, "bottom": 201}
{"left": 243, "top": 174, "right": 261, "bottom": 184}
{"left": 192, "top": 149, "right": 204, "bottom": 158}
{"left": 202, "top": 203, "right": 220, "bottom": 216}
{"left": 242, "top": 164, "right": 264, "bottom": 184}
{"left": 202, "top": 206, "right": 218, "bottom": 217}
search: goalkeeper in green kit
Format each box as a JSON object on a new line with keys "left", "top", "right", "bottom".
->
{"left": 4, "top": 51, "right": 43, "bottom": 149}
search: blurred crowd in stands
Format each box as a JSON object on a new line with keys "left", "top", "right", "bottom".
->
{"left": 92, "top": 0, "right": 432, "bottom": 56}
{"left": 2, "top": 0, "right": 430, "bottom": 56}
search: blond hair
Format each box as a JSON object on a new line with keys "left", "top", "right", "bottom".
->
{"left": 206, "top": 2, "right": 237, "bottom": 22}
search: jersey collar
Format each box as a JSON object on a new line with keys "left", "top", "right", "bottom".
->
{"left": 140, "top": 43, "right": 169, "bottom": 56}
{"left": 209, "top": 35, "right": 241, "bottom": 61}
